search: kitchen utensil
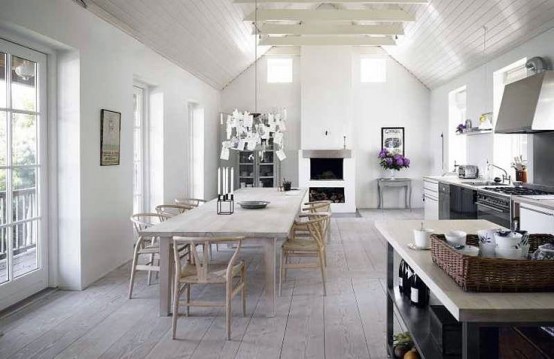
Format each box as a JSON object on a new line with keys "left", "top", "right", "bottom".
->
{"left": 445, "top": 231, "right": 467, "bottom": 246}
{"left": 495, "top": 231, "right": 522, "bottom": 249}
{"left": 237, "top": 201, "right": 270, "bottom": 209}
{"left": 413, "top": 228, "right": 434, "bottom": 249}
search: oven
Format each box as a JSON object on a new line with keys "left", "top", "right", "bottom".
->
{"left": 476, "top": 192, "right": 511, "bottom": 228}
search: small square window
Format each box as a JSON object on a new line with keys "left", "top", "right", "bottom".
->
{"left": 361, "top": 58, "right": 386, "bottom": 83}
{"left": 267, "top": 58, "right": 293, "bottom": 83}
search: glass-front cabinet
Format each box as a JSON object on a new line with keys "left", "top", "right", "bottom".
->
{"left": 237, "top": 150, "right": 278, "bottom": 188}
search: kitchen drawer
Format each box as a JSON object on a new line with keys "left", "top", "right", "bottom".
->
{"left": 424, "top": 179, "right": 439, "bottom": 193}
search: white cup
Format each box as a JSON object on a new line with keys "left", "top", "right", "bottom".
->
{"left": 413, "top": 228, "right": 434, "bottom": 249}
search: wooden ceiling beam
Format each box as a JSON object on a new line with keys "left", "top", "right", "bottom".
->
{"left": 244, "top": 9, "right": 414, "bottom": 22}
{"left": 259, "top": 35, "right": 396, "bottom": 46}
{"left": 237, "top": 0, "right": 427, "bottom": 3}
{"left": 257, "top": 23, "right": 404, "bottom": 35}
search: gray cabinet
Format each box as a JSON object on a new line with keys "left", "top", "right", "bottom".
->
{"left": 237, "top": 150, "right": 279, "bottom": 188}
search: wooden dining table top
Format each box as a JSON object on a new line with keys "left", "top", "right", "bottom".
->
{"left": 141, "top": 187, "right": 308, "bottom": 238}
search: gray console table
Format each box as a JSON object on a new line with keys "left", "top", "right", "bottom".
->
{"left": 377, "top": 178, "right": 412, "bottom": 209}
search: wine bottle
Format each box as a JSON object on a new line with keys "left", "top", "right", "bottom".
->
{"left": 403, "top": 264, "right": 412, "bottom": 298}
{"left": 410, "top": 274, "right": 429, "bottom": 308}
{"left": 398, "top": 260, "right": 405, "bottom": 294}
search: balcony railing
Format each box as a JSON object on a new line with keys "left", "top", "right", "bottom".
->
{"left": 0, "top": 188, "right": 37, "bottom": 260}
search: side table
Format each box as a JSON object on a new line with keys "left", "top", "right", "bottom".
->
{"left": 377, "top": 178, "right": 412, "bottom": 209}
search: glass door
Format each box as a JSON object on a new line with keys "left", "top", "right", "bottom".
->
{"left": 0, "top": 39, "right": 48, "bottom": 310}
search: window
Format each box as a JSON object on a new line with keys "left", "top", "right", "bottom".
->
{"left": 492, "top": 59, "right": 528, "bottom": 176}
{"left": 448, "top": 86, "right": 467, "bottom": 170}
{"left": 0, "top": 39, "right": 48, "bottom": 306}
{"left": 133, "top": 85, "right": 146, "bottom": 213}
{"left": 267, "top": 58, "right": 292, "bottom": 83}
{"left": 188, "top": 102, "right": 204, "bottom": 199}
{"left": 361, "top": 58, "right": 386, "bottom": 83}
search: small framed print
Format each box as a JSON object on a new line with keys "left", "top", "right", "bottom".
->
{"left": 100, "top": 109, "right": 121, "bottom": 166}
{"left": 381, "top": 127, "right": 405, "bottom": 156}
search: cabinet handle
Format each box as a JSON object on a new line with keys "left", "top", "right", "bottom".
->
{"left": 478, "top": 203, "right": 505, "bottom": 213}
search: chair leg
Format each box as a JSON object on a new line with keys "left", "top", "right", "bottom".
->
{"left": 241, "top": 265, "right": 247, "bottom": 316}
{"left": 185, "top": 284, "right": 191, "bottom": 317}
{"left": 172, "top": 282, "right": 181, "bottom": 339}
{"left": 318, "top": 251, "right": 327, "bottom": 297}
{"left": 128, "top": 247, "right": 140, "bottom": 299}
{"left": 279, "top": 249, "right": 285, "bottom": 297}
{"left": 147, "top": 253, "right": 154, "bottom": 286}
{"left": 226, "top": 287, "right": 232, "bottom": 340}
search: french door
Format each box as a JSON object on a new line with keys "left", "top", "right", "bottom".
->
{"left": 0, "top": 39, "right": 48, "bottom": 311}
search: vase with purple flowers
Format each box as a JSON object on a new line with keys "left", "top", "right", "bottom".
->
{"left": 378, "top": 148, "right": 410, "bottom": 180}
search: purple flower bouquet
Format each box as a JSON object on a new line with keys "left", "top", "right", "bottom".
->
{"left": 378, "top": 148, "right": 410, "bottom": 171}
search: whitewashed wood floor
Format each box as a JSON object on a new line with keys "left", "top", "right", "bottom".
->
{"left": 0, "top": 210, "right": 422, "bottom": 359}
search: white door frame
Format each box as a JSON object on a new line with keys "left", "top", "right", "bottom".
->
{"left": 0, "top": 38, "right": 48, "bottom": 310}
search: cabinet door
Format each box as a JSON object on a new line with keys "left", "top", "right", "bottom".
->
{"left": 424, "top": 195, "right": 439, "bottom": 220}
{"left": 520, "top": 205, "right": 554, "bottom": 234}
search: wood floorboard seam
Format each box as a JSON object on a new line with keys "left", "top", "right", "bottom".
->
{"left": 350, "top": 278, "right": 374, "bottom": 359}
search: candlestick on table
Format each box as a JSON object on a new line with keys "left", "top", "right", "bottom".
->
{"left": 217, "top": 167, "right": 221, "bottom": 196}
{"left": 230, "top": 168, "right": 234, "bottom": 195}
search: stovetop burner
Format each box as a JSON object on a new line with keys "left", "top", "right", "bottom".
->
{"left": 483, "top": 187, "right": 554, "bottom": 196}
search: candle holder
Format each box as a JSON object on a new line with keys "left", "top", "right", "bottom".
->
{"left": 217, "top": 194, "right": 234, "bottom": 215}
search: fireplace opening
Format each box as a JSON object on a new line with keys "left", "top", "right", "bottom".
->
{"left": 309, "top": 187, "right": 345, "bottom": 203}
{"left": 310, "top": 158, "right": 343, "bottom": 180}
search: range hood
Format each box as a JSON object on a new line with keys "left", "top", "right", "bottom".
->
{"left": 495, "top": 71, "right": 554, "bottom": 134}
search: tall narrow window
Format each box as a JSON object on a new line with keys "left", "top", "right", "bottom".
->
{"left": 188, "top": 102, "right": 204, "bottom": 199}
{"left": 448, "top": 86, "right": 467, "bottom": 170}
{"left": 0, "top": 39, "right": 48, "bottom": 310}
{"left": 493, "top": 59, "right": 528, "bottom": 175}
{"left": 133, "top": 85, "right": 145, "bottom": 213}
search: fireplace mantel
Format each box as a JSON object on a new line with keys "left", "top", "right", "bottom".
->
{"left": 302, "top": 149, "right": 352, "bottom": 159}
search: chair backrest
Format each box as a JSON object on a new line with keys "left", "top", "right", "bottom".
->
{"left": 295, "top": 213, "right": 330, "bottom": 248}
{"left": 130, "top": 213, "right": 170, "bottom": 238}
{"left": 174, "top": 198, "right": 207, "bottom": 208}
{"left": 155, "top": 204, "right": 194, "bottom": 218}
{"left": 304, "top": 200, "right": 332, "bottom": 213}
{"left": 173, "top": 237, "right": 244, "bottom": 283}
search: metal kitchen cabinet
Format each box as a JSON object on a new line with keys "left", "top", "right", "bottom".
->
{"left": 520, "top": 204, "right": 554, "bottom": 234}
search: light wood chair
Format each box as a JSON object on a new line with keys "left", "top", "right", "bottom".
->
{"left": 128, "top": 213, "right": 170, "bottom": 298}
{"left": 279, "top": 213, "right": 330, "bottom": 297}
{"left": 155, "top": 204, "right": 194, "bottom": 217}
{"left": 300, "top": 201, "right": 332, "bottom": 244}
{"left": 171, "top": 236, "right": 246, "bottom": 340}
{"left": 174, "top": 198, "right": 207, "bottom": 208}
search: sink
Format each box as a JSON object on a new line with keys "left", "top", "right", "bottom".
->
{"left": 461, "top": 180, "right": 508, "bottom": 186}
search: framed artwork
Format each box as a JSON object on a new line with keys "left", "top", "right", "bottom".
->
{"left": 100, "top": 109, "right": 121, "bottom": 166}
{"left": 381, "top": 127, "right": 405, "bottom": 156}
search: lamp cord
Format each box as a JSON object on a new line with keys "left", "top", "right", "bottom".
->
{"left": 254, "top": 0, "right": 258, "bottom": 113}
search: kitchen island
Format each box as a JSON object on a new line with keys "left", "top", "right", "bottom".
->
{"left": 376, "top": 219, "right": 554, "bottom": 359}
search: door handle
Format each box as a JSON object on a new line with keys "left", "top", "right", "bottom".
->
{"left": 478, "top": 203, "right": 505, "bottom": 213}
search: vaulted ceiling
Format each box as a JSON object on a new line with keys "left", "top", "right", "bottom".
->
{"left": 85, "top": 0, "right": 554, "bottom": 90}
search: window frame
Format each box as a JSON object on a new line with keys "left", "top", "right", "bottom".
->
{"left": 132, "top": 83, "right": 149, "bottom": 214}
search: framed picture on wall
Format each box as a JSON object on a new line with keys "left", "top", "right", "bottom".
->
{"left": 100, "top": 109, "right": 121, "bottom": 166}
{"left": 381, "top": 127, "right": 405, "bottom": 155}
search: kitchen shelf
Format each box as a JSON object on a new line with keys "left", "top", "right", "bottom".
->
{"left": 239, "top": 163, "right": 254, "bottom": 165}
{"left": 456, "top": 129, "right": 492, "bottom": 136}
{"left": 387, "top": 287, "right": 443, "bottom": 359}
{"left": 259, "top": 163, "right": 274, "bottom": 165}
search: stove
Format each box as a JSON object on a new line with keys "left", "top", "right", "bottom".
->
{"left": 483, "top": 187, "right": 554, "bottom": 196}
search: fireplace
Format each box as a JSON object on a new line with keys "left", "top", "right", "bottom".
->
{"left": 310, "top": 158, "right": 343, "bottom": 180}
{"left": 309, "top": 187, "right": 345, "bottom": 203}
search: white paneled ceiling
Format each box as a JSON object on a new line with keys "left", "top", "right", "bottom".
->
{"left": 84, "top": 0, "right": 554, "bottom": 89}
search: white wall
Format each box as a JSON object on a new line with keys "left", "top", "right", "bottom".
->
{"left": 222, "top": 47, "right": 431, "bottom": 209}
{"left": 221, "top": 56, "right": 301, "bottom": 187}
{"left": 352, "top": 49, "right": 430, "bottom": 209}
{"left": 429, "top": 27, "right": 554, "bottom": 180}
{"left": 0, "top": 0, "right": 221, "bottom": 289}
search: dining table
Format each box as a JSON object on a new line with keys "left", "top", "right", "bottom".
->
{"left": 141, "top": 187, "right": 308, "bottom": 317}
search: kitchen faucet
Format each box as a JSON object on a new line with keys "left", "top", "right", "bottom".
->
{"left": 487, "top": 160, "right": 512, "bottom": 184}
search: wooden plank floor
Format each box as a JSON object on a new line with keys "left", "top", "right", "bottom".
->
{"left": 0, "top": 210, "right": 422, "bottom": 359}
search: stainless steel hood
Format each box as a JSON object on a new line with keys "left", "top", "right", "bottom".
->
{"left": 495, "top": 71, "right": 554, "bottom": 134}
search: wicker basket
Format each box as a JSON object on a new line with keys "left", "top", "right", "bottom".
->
{"left": 430, "top": 234, "right": 554, "bottom": 292}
